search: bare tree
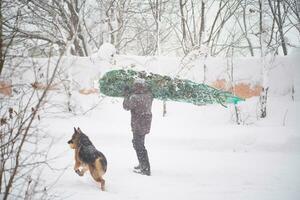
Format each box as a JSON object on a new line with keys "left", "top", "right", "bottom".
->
{"left": 0, "top": 0, "right": 22, "bottom": 75}
{"left": 281, "top": 0, "right": 300, "bottom": 34}
{"left": 0, "top": 2, "right": 78, "bottom": 198}
{"left": 3, "top": 0, "right": 90, "bottom": 57}
{"left": 178, "top": 0, "right": 207, "bottom": 54}
{"left": 0, "top": 0, "right": 3, "bottom": 75}
{"left": 267, "top": 0, "right": 288, "bottom": 55}
{"left": 259, "top": 0, "right": 269, "bottom": 118}
{"left": 233, "top": 0, "right": 255, "bottom": 56}
{"left": 0, "top": 50, "right": 67, "bottom": 200}
{"left": 226, "top": 30, "right": 241, "bottom": 124}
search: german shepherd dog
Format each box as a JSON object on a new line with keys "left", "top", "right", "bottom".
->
{"left": 68, "top": 127, "right": 107, "bottom": 191}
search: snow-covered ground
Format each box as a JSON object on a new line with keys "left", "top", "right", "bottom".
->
{"left": 7, "top": 51, "right": 299, "bottom": 199}
{"left": 42, "top": 93, "right": 300, "bottom": 200}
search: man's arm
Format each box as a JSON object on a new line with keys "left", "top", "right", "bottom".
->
{"left": 123, "top": 95, "right": 131, "bottom": 110}
{"left": 123, "top": 85, "right": 133, "bottom": 110}
{"left": 123, "top": 95, "right": 139, "bottom": 110}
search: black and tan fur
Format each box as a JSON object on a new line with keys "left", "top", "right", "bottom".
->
{"left": 68, "top": 127, "right": 107, "bottom": 191}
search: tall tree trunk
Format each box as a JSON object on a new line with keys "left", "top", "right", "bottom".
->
{"left": 191, "top": 0, "right": 197, "bottom": 45}
{"left": 0, "top": 0, "right": 4, "bottom": 76}
{"left": 267, "top": 0, "right": 288, "bottom": 55}
{"left": 115, "top": 1, "right": 125, "bottom": 51}
{"left": 155, "top": 0, "right": 161, "bottom": 56}
{"left": 276, "top": 0, "right": 288, "bottom": 55}
{"left": 259, "top": 0, "right": 269, "bottom": 118}
{"left": 154, "top": 0, "right": 166, "bottom": 116}
{"left": 199, "top": 0, "right": 205, "bottom": 45}
{"left": 179, "top": 0, "right": 187, "bottom": 53}
{"left": 66, "top": 0, "right": 88, "bottom": 56}
{"left": 242, "top": 3, "right": 254, "bottom": 56}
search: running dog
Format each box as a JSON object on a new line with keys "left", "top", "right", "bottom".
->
{"left": 68, "top": 127, "right": 107, "bottom": 191}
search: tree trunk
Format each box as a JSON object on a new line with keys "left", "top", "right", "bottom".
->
{"left": 179, "top": 0, "right": 187, "bottom": 53}
{"left": 260, "top": 87, "right": 269, "bottom": 118}
{"left": 155, "top": 0, "right": 161, "bottom": 56}
{"left": 242, "top": 4, "right": 254, "bottom": 56}
{"left": 66, "top": 0, "right": 88, "bottom": 56}
{"left": 163, "top": 101, "right": 167, "bottom": 117}
{"left": 0, "top": 0, "right": 4, "bottom": 76}
{"left": 267, "top": 0, "right": 288, "bottom": 55}
{"left": 191, "top": 0, "right": 197, "bottom": 45}
{"left": 199, "top": 0, "right": 205, "bottom": 45}
{"left": 259, "top": 0, "right": 269, "bottom": 118}
{"left": 276, "top": 0, "right": 288, "bottom": 55}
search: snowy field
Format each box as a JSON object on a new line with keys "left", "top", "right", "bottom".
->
{"left": 2, "top": 1, "right": 300, "bottom": 199}
{"left": 7, "top": 52, "right": 299, "bottom": 199}
{"left": 42, "top": 93, "right": 300, "bottom": 200}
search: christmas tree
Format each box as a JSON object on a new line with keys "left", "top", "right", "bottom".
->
{"left": 99, "top": 69, "right": 244, "bottom": 106}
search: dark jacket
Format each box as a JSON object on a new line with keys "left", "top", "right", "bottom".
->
{"left": 123, "top": 82, "right": 153, "bottom": 135}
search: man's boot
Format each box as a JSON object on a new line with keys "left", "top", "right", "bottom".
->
{"left": 134, "top": 149, "right": 150, "bottom": 176}
{"left": 132, "top": 134, "right": 151, "bottom": 176}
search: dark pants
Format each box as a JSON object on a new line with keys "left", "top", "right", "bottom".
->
{"left": 132, "top": 134, "right": 150, "bottom": 173}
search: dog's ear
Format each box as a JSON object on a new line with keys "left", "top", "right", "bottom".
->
{"left": 74, "top": 127, "right": 77, "bottom": 133}
{"left": 77, "top": 127, "right": 82, "bottom": 133}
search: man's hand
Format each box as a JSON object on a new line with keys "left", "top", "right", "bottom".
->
{"left": 123, "top": 85, "right": 131, "bottom": 96}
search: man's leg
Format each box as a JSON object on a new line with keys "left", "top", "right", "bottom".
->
{"left": 132, "top": 134, "right": 151, "bottom": 175}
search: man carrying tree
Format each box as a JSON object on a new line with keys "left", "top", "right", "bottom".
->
{"left": 123, "top": 79, "right": 153, "bottom": 176}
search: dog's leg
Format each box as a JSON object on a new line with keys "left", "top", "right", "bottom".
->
{"left": 74, "top": 149, "right": 82, "bottom": 175}
{"left": 89, "top": 164, "right": 105, "bottom": 191}
{"left": 94, "top": 176, "right": 105, "bottom": 191}
{"left": 77, "top": 165, "right": 89, "bottom": 176}
{"left": 99, "top": 178, "right": 105, "bottom": 191}
{"left": 74, "top": 160, "right": 81, "bottom": 171}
